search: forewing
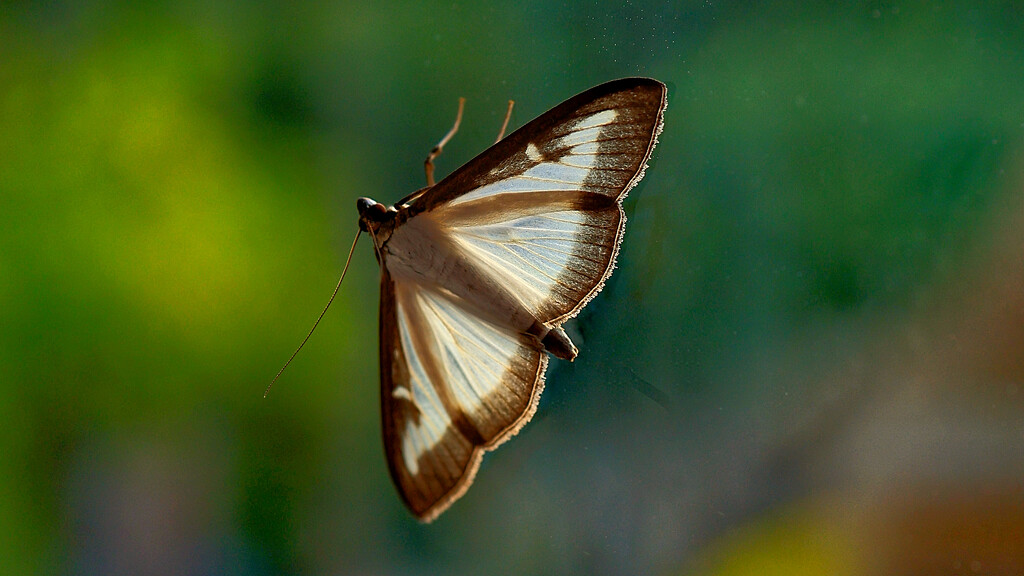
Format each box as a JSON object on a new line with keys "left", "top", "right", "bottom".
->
{"left": 412, "top": 78, "right": 667, "bottom": 323}
{"left": 379, "top": 269, "right": 547, "bottom": 522}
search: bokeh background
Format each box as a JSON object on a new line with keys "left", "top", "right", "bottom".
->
{"left": 3, "top": 1, "right": 1023, "bottom": 574}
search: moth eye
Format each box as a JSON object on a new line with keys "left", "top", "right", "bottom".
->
{"left": 357, "top": 198, "right": 391, "bottom": 225}
{"left": 356, "top": 197, "right": 377, "bottom": 214}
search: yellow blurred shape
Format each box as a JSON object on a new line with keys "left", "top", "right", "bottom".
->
{"left": 692, "top": 500, "right": 856, "bottom": 576}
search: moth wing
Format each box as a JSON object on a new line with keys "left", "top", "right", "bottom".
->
{"left": 379, "top": 269, "right": 547, "bottom": 522}
{"left": 414, "top": 78, "right": 667, "bottom": 324}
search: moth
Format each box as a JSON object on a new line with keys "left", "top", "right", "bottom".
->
{"left": 275, "top": 78, "right": 667, "bottom": 522}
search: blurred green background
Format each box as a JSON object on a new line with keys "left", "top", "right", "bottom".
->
{"left": 3, "top": 1, "right": 1023, "bottom": 574}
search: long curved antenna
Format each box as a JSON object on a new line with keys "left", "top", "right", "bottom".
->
{"left": 265, "top": 229, "right": 362, "bottom": 398}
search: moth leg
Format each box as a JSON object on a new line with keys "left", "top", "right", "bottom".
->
{"left": 424, "top": 97, "right": 465, "bottom": 187}
{"left": 494, "top": 100, "right": 514, "bottom": 143}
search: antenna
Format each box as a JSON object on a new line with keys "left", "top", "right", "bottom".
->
{"left": 265, "top": 229, "right": 362, "bottom": 397}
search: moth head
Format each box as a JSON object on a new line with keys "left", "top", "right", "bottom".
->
{"left": 357, "top": 197, "right": 394, "bottom": 232}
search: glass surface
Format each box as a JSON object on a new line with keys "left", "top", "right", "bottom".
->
{"left": 2, "top": 1, "right": 1022, "bottom": 574}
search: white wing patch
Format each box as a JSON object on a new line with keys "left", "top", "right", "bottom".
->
{"left": 571, "top": 108, "right": 618, "bottom": 131}
{"left": 394, "top": 309, "right": 450, "bottom": 476}
{"left": 418, "top": 290, "right": 525, "bottom": 419}
{"left": 554, "top": 129, "right": 605, "bottom": 149}
{"left": 453, "top": 174, "right": 566, "bottom": 201}
{"left": 451, "top": 108, "right": 619, "bottom": 206}
{"left": 393, "top": 284, "right": 538, "bottom": 474}
{"left": 450, "top": 210, "right": 588, "bottom": 312}
{"left": 520, "top": 162, "right": 591, "bottom": 184}
{"left": 525, "top": 142, "right": 542, "bottom": 162}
